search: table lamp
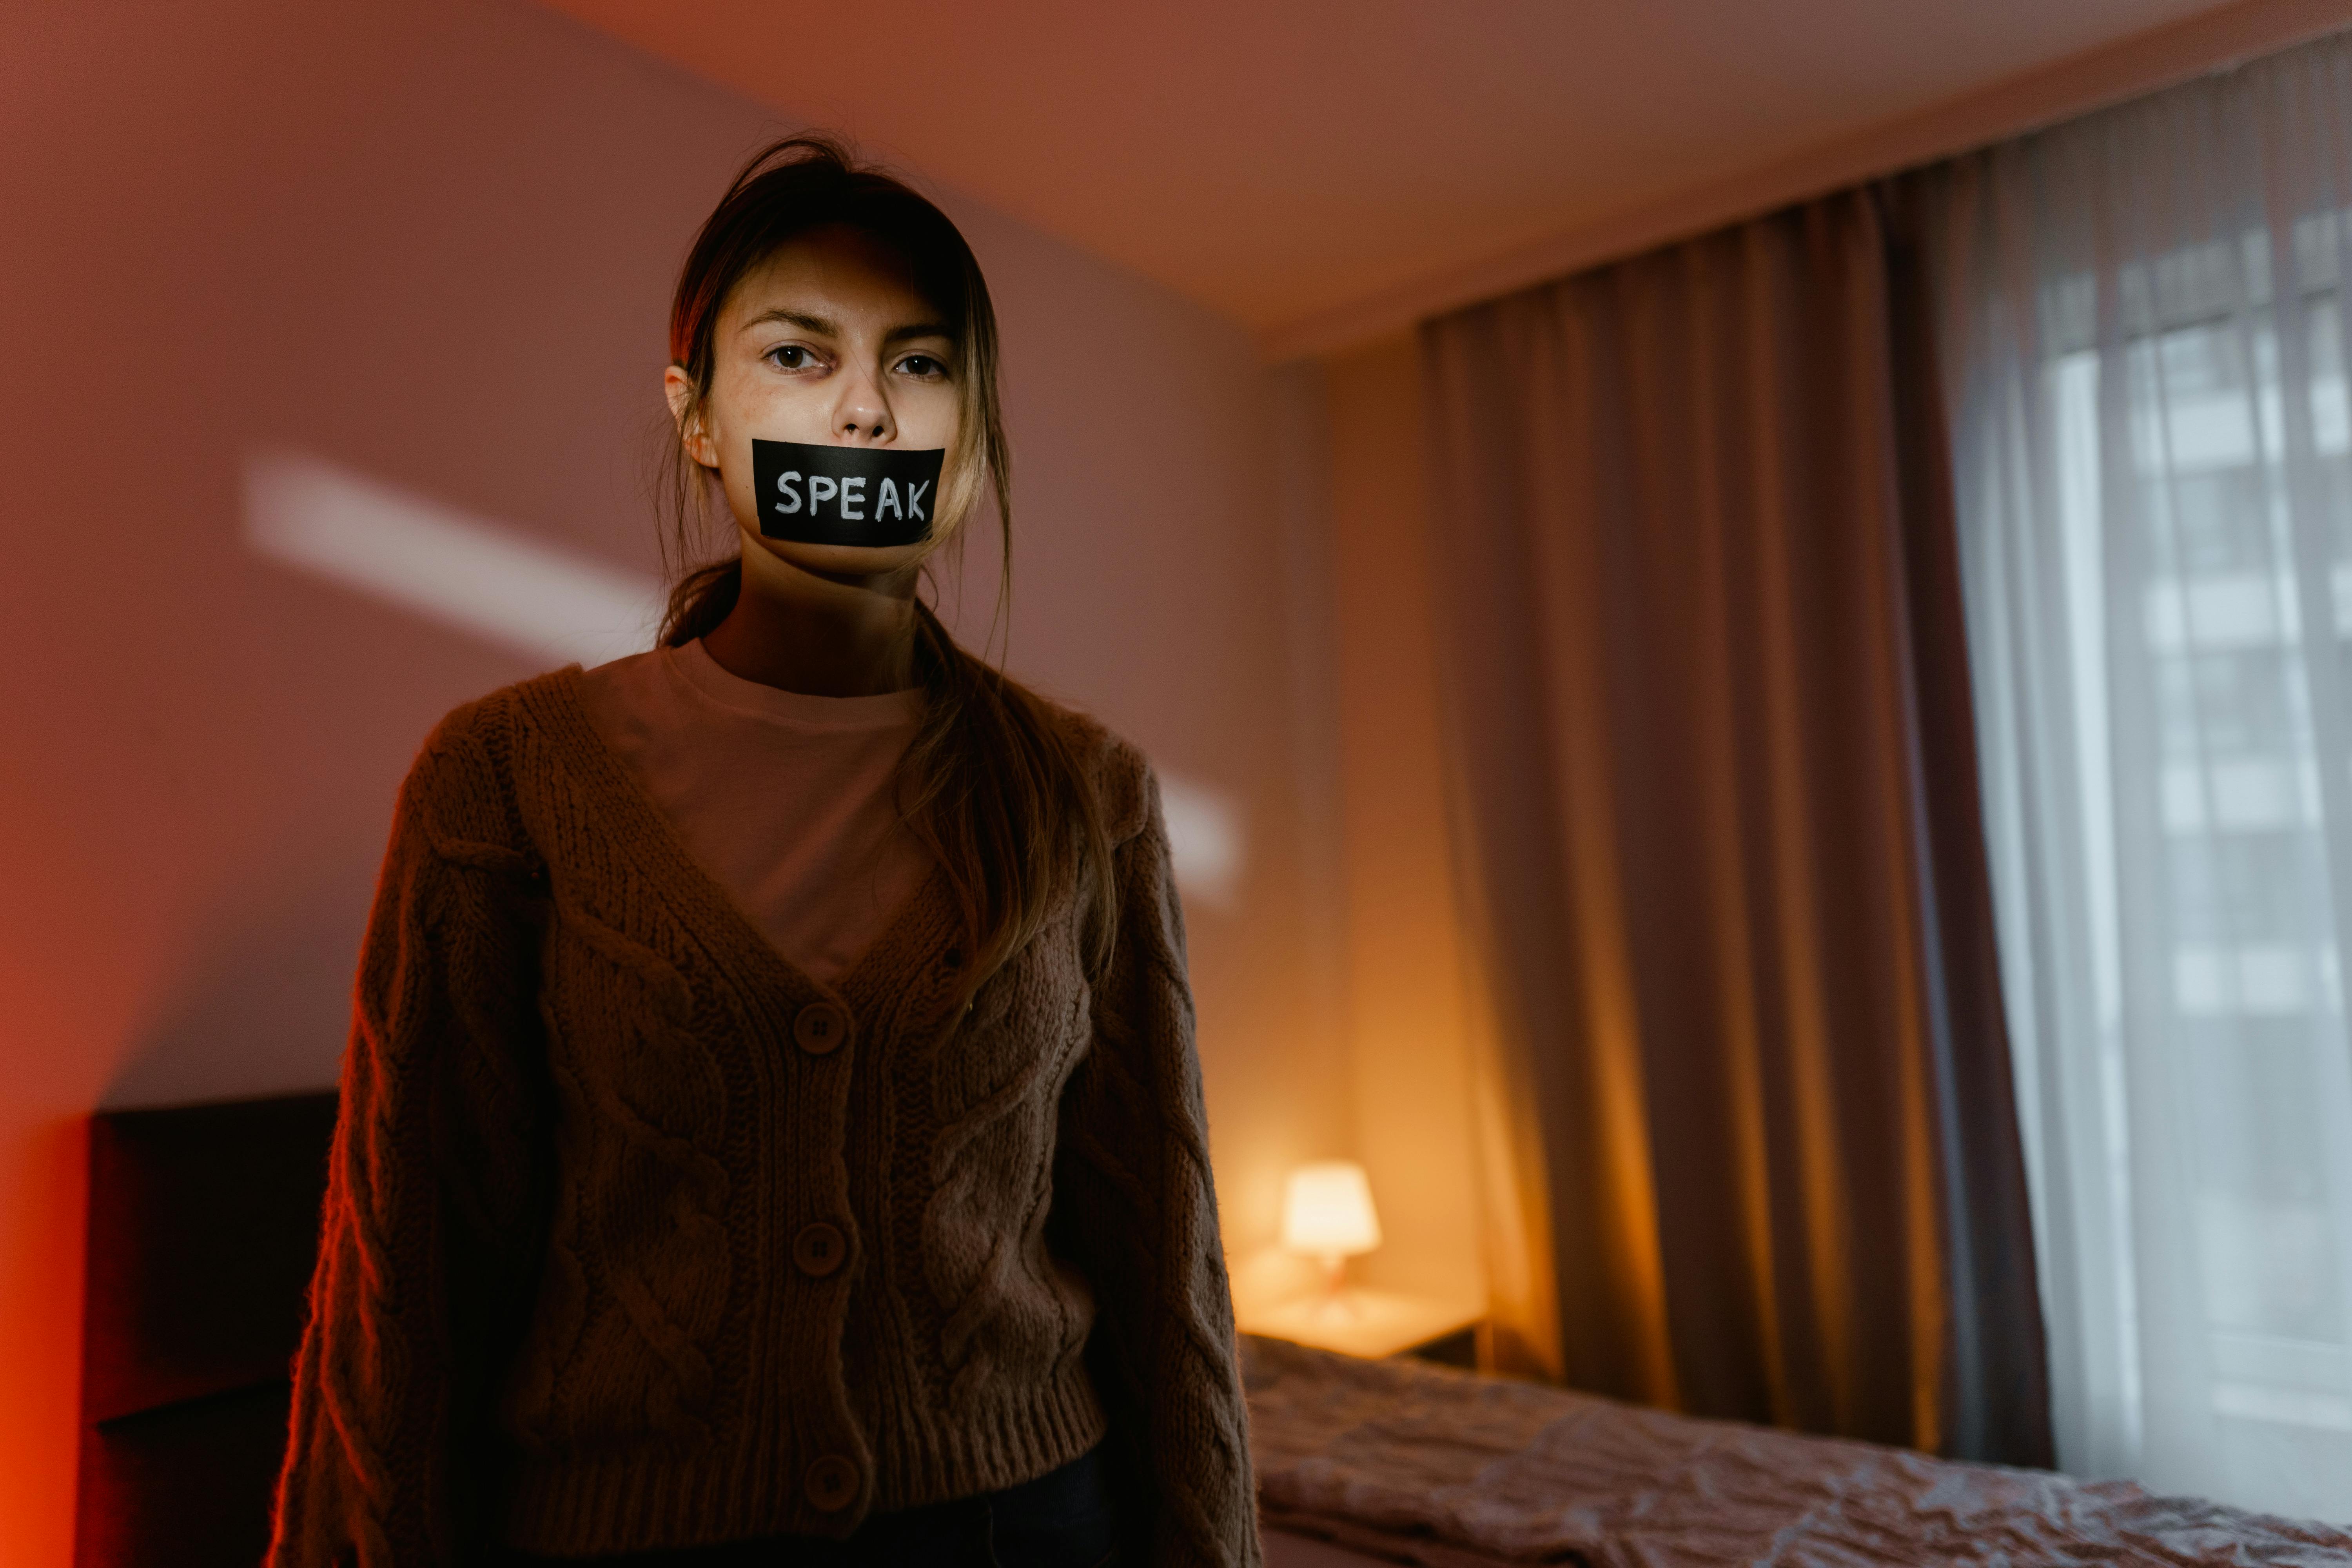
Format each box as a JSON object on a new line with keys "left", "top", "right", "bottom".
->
{"left": 1281, "top": 1160, "right": 1382, "bottom": 1301}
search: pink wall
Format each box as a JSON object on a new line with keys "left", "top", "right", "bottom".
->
{"left": 0, "top": 2, "right": 1347, "bottom": 1558}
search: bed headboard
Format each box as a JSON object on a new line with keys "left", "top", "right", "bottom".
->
{"left": 76, "top": 1091, "right": 339, "bottom": 1568}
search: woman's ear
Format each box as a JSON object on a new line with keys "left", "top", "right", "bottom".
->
{"left": 664, "top": 365, "right": 720, "bottom": 470}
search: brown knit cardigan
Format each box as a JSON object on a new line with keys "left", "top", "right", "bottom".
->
{"left": 264, "top": 666, "right": 1262, "bottom": 1567}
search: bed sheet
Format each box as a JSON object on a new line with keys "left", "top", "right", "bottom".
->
{"left": 1241, "top": 1332, "right": 2352, "bottom": 1567}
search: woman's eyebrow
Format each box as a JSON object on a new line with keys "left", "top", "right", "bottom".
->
{"left": 740, "top": 309, "right": 950, "bottom": 345}
{"left": 743, "top": 307, "right": 836, "bottom": 334}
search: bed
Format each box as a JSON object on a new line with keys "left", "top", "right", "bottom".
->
{"left": 74, "top": 1093, "right": 2352, "bottom": 1566}
{"left": 1242, "top": 1332, "right": 2352, "bottom": 1566}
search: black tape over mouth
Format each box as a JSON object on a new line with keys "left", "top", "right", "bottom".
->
{"left": 751, "top": 439, "right": 946, "bottom": 547}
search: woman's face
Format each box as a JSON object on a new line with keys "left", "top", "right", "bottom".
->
{"left": 668, "top": 222, "right": 963, "bottom": 579}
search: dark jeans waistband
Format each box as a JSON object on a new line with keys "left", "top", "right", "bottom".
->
{"left": 506, "top": 1441, "right": 1119, "bottom": 1568}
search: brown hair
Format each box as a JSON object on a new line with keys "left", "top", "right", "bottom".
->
{"left": 657, "top": 134, "right": 1114, "bottom": 989}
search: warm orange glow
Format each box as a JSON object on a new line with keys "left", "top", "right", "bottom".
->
{"left": 1323, "top": 336, "right": 1491, "bottom": 1340}
{"left": 1281, "top": 1161, "right": 1383, "bottom": 1262}
{"left": 0, "top": 1117, "right": 89, "bottom": 1568}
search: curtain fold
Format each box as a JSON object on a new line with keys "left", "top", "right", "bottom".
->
{"left": 1928, "top": 29, "right": 2352, "bottom": 1523}
{"left": 1422, "top": 187, "right": 2052, "bottom": 1464}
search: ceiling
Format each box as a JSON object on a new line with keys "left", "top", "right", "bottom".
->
{"left": 540, "top": 0, "right": 2310, "bottom": 352}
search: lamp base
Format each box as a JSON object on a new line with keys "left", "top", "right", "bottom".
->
{"left": 1305, "top": 1275, "right": 1366, "bottom": 1325}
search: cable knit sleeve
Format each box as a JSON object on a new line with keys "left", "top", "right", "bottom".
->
{"left": 266, "top": 715, "right": 553, "bottom": 1568}
{"left": 1052, "top": 752, "right": 1263, "bottom": 1568}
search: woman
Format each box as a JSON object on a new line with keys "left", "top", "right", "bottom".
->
{"left": 265, "top": 136, "right": 1261, "bottom": 1568}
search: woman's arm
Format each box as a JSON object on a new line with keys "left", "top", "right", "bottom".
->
{"left": 1052, "top": 756, "right": 1263, "bottom": 1568}
{"left": 267, "top": 722, "right": 552, "bottom": 1568}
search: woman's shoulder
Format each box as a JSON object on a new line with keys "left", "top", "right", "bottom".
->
{"left": 392, "top": 667, "right": 580, "bottom": 855}
{"left": 410, "top": 666, "right": 572, "bottom": 769}
{"left": 1030, "top": 692, "right": 1159, "bottom": 847}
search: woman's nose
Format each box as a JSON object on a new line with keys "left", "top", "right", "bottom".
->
{"left": 834, "top": 370, "right": 893, "bottom": 442}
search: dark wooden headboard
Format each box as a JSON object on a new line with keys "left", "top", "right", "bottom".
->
{"left": 76, "top": 1091, "right": 339, "bottom": 1568}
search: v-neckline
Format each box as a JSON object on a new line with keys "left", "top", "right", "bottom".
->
{"left": 517, "top": 663, "right": 957, "bottom": 1012}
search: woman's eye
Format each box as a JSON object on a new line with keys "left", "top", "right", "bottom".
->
{"left": 767, "top": 345, "right": 816, "bottom": 370}
{"left": 897, "top": 354, "right": 948, "bottom": 379}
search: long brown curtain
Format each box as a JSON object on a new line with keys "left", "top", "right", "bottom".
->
{"left": 1422, "top": 185, "right": 2052, "bottom": 1465}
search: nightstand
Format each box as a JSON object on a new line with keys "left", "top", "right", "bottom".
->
{"left": 1238, "top": 1289, "right": 1486, "bottom": 1366}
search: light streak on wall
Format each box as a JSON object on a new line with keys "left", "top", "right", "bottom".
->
{"left": 241, "top": 447, "right": 1247, "bottom": 909}
{"left": 243, "top": 448, "right": 661, "bottom": 667}
{"left": 1160, "top": 774, "right": 1245, "bottom": 910}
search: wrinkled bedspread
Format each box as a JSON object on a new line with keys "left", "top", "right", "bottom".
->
{"left": 1241, "top": 1334, "right": 2352, "bottom": 1567}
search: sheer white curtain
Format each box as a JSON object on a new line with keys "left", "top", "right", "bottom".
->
{"left": 1932, "top": 34, "right": 2352, "bottom": 1523}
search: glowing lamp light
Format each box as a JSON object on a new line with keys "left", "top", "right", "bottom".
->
{"left": 1281, "top": 1161, "right": 1381, "bottom": 1297}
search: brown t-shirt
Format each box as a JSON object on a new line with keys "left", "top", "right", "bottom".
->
{"left": 577, "top": 639, "right": 929, "bottom": 985}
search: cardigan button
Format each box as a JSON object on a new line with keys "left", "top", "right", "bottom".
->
{"left": 793, "top": 1221, "right": 847, "bottom": 1277}
{"left": 804, "top": 1453, "right": 859, "bottom": 1511}
{"left": 792, "top": 1001, "right": 849, "bottom": 1056}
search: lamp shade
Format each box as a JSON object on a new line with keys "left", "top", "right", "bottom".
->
{"left": 1281, "top": 1161, "right": 1382, "bottom": 1259}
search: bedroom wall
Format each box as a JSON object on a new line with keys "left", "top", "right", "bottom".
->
{"left": 1317, "top": 336, "right": 1489, "bottom": 1310}
{"left": 0, "top": 2, "right": 1348, "bottom": 1558}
